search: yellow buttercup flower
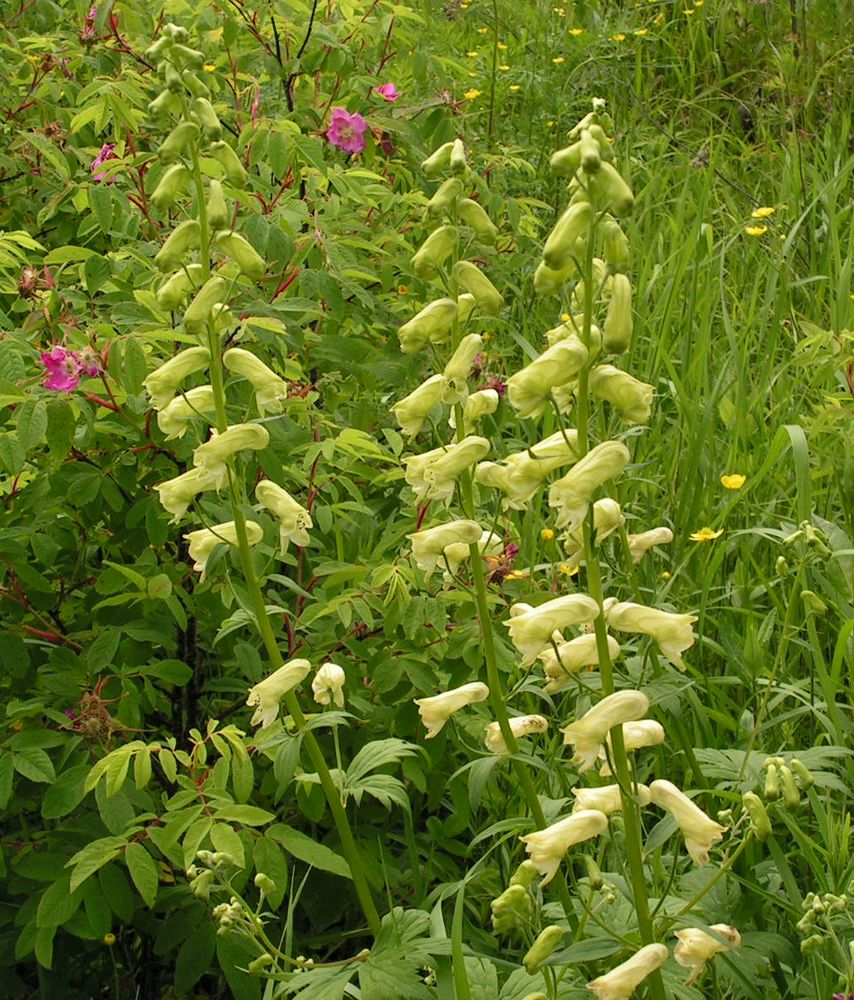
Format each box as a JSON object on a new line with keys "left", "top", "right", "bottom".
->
{"left": 466, "top": 51, "right": 479, "bottom": 58}
{"left": 745, "top": 225, "right": 768, "bottom": 236}
{"left": 509, "top": 85, "right": 520, "bottom": 91}
{"left": 204, "top": 64, "right": 216, "bottom": 72}
{"left": 689, "top": 526, "right": 724, "bottom": 542}
{"left": 464, "top": 88, "right": 482, "bottom": 99}
{"left": 498, "top": 63, "right": 510, "bottom": 70}
{"left": 612, "top": 33, "right": 626, "bottom": 41}
{"left": 752, "top": 206, "right": 775, "bottom": 219}
{"left": 634, "top": 28, "right": 649, "bottom": 36}
{"left": 569, "top": 27, "right": 583, "bottom": 36}
{"left": 684, "top": 8, "right": 696, "bottom": 14}
{"left": 497, "top": 42, "right": 508, "bottom": 50}
{"left": 552, "top": 55, "right": 565, "bottom": 64}
{"left": 540, "top": 528, "right": 555, "bottom": 541}
{"left": 477, "top": 26, "right": 488, "bottom": 33}
{"left": 721, "top": 473, "right": 746, "bottom": 489}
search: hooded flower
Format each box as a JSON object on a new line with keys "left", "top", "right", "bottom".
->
{"left": 223, "top": 348, "right": 289, "bottom": 415}
{"left": 441, "top": 530, "right": 503, "bottom": 580}
{"left": 484, "top": 714, "right": 548, "bottom": 754}
{"left": 539, "top": 632, "right": 621, "bottom": 692}
{"left": 143, "top": 347, "right": 211, "bottom": 410}
{"left": 626, "top": 527, "right": 673, "bottom": 565}
{"left": 519, "top": 810, "right": 608, "bottom": 885}
{"left": 605, "top": 600, "right": 697, "bottom": 670}
{"left": 561, "top": 690, "right": 650, "bottom": 772}
{"left": 504, "top": 593, "right": 600, "bottom": 666}
{"left": 562, "top": 498, "right": 624, "bottom": 568}
{"left": 156, "top": 386, "right": 216, "bottom": 440}
{"left": 414, "top": 681, "right": 490, "bottom": 738}
{"left": 155, "top": 466, "right": 220, "bottom": 522}
{"left": 572, "top": 782, "right": 652, "bottom": 815}
{"left": 407, "top": 519, "right": 483, "bottom": 574}
{"left": 327, "top": 108, "right": 368, "bottom": 154}
{"left": 184, "top": 519, "right": 263, "bottom": 580}
{"left": 649, "top": 779, "right": 727, "bottom": 865}
{"left": 673, "top": 924, "right": 741, "bottom": 986}
{"left": 407, "top": 435, "right": 490, "bottom": 504}
{"left": 599, "top": 720, "right": 666, "bottom": 775}
{"left": 548, "top": 440, "right": 631, "bottom": 530}
{"left": 246, "top": 658, "right": 312, "bottom": 729}
{"left": 586, "top": 943, "right": 668, "bottom": 1000}
{"left": 506, "top": 338, "right": 589, "bottom": 419}
{"left": 311, "top": 662, "right": 346, "bottom": 708}
{"left": 193, "top": 423, "right": 270, "bottom": 488}
{"left": 91, "top": 143, "right": 118, "bottom": 183}
{"left": 374, "top": 83, "right": 400, "bottom": 101}
{"left": 449, "top": 388, "right": 499, "bottom": 431}
{"left": 588, "top": 365, "right": 654, "bottom": 424}
{"left": 391, "top": 374, "right": 449, "bottom": 437}
{"left": 443, "top": 333, "right": 484, "bottom": 401}
{"left": 255, "top": 479, "right": 312, "bottom": 553}
{"left": 476, "top": 428, "right": 578, "bottom": 509}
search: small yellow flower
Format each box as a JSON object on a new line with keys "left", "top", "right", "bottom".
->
{"left": 721, "top": 473, "right": 746, "bottom": 489}
{"left": 464, "top": 88, "right": 482, "bottom": 99}
{"left": 559, "top": 562, "right": 579, "bottom": 576}
{"left": 751, "top": 206, "right": 775, "bottom": 219}
{"left": 553, "top": 6, "right": 565, "bottom": 13}
{"left": 468, "top": 72, "right": 477, "bottom": 77}
{"left": 546, "top": 119, "right": 556, "bottom": 127}
{"left": 497, "top": 42, "right": 508, "bottom": 50}
{"left": 504, "top": 569, "right": 531, "bottom": 581}
{"left": 204, "top": 64, "right": 216, "bottom": 72}
{"left": 397, "top": 284, "right": 409, "bottom": 295}
{"left": 654, "top": 12, "right": 665, "bottom": 25}
{"left": 569, "top": 27, "right": 584, "bottom": 36}
{"left": 477, "top": 26, "right": 489, "bottom": 33}
{"left": 612, "top": 32, "right": 626, "bottom": 41}
{"left": 552, "top": 55, "right": 565, "bottom": 64}
{"left": 689, "top": 527, "right": 724, "bottom": 542}
{"left": 684, "top": 8, "right": 696, "bottom": 14}
{"left": 694, "top": 0, "right": 704, "bottom": 5}
{"left": 560, "top": 312, "right": 571, "bottom": 322}
{"left": 634, "top": 28, "right": 649, "bottom": 36}
{"left": 745, "top": 225, "right": 768, "bottom": 237}
{"left": 466, "top": 51, "right": 479, "bottom": 58}
{"left": 509, "top": 84, "right": 520, "bottom": 91}
{"left": 660, "top": 571, "right": 672, "bottom": 581}
{"left": 103, "top": 933, "right": 116, "bottom": 946}
{"left": 498, "top": 63, "right": 510, "bottom": 70}
{"left": 541, "top": 528, "right": 555, "bottom": 541}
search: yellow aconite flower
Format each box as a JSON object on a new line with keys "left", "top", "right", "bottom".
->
{"left": 561, "top": 689, "right": 650, "bottom": 771}
{"left": 247, "top": 659, "right": 312, "bottom": 729}
{"left": 484, "top": 714, "right": 548, "bottom": 754}
{"left": 421, "top": 435, "right": 490, "bottom": 504}
{"left": 505, "top": 593, "right": 600, "bottom": 666}
{"left": 745, "top": 225, "right": 767, "bottom": 236}
{"left": 184, "top": 520, "right": 263, "bottom": 580}
{"left": 519, "top": 810, "right": 608, "bottom": 885}
{"left": 562, "top": 498, "right": 624, "bottom": 568}
{"left": 255, "top": 480, "right": 312, "bottom": 553}
{"left": 674, "top": 924, "right": 741, "bottom": 986}
{"left": 143, "top": 346, "right": 210, "bottom": 410}
{"left": 311, "top": 662, "right": 346, "bottom": 708}
{"left": 449, "top": 388, "right": 499, "bottom": 432}
{"left": 626, "top": 526, "right": 674, "bottom": 565}
{"left": 588, "top": 365, "right": 654, "bottom": 424}
{"left": 540, "top": 633, "right": 621, "bottom": 692}
{"left": 599, "top": 720, "right": 666, "bottom": 775}
{"left": 649, "top": 779, "right": 727, "bottom": 865}
{"left": 443, "top": 333, "right": 484, "bottom": 399}
{"left": 407, "top": 519, "right": 483, "bottom": 575}
{"left": 751, "top": 206, "right": 775, "bottom": 219}
{"left": 721, "top": 473, "right": 746, "bottom": 489}
{"left": 193, "top": 424, "right": 270, "bottom": 488}
{"left": 689, "top": 526, "right": 723, "bottom": 542}
{"left": 587, "top": 943, "right": 668, "bottom": 1000}
{"left": 391, "top": 374, "right": 449, "bottom": 438}
{"left": 155, "top": 467, "right": 219, "bottom": 522}
{"left": 548, "top": 440, "right": 631, "bottom": 530}
{"left": 506, "top": 338, "right": 588, "bottom": 419}
{"left": 476, "top": 428, "right": 579, "bottom": 510}
{"left": 156, "top": 386, "right": 216, "bottom": 440}
{"left": 605, "top": 599, "right": 697, "bottom": 670}
{"left": 573, "top": 782, "right": 651, "bottom": 815}
{"left": 222, "top": 348, "right": 289, "bottom": 415}
{"left": 414, "top": 681, "right": 489, "bottom": 738}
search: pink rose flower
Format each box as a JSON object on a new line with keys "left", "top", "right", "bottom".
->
{"left": 374, "top": 83, "right": 400, "bottom": 102}
{"left": 91, "top": 143, "right": 117, "bottom": 184}
{"left": 327, "top": 108, "right": 368, "bottom": 154}
{"left": 41, "top": 347, "right": 83, "bottom": 392}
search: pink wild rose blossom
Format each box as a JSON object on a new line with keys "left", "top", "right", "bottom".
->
{"left": 40, "top": 346, "right": 100, "bottom": 392}
{"left": 91, "top": 143, "right": 117, "bottom": 183}
{"left": 327, "top": 108, "right": 368, "bottom": 154}
{"left": 374, "top": 83, "right": 400, "bottom": 102}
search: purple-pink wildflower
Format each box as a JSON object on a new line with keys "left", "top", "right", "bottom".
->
{"left": 91, "top": 143, "right": 117, "bottom": 183}
{"left": 374, "top": 83, "right": 400, "bottom": 102}
{"left": 40, "top": 346, "right": 99, "bottom": 392}
{"left": 327, "top": 108, "right": 368, "bottom": 154}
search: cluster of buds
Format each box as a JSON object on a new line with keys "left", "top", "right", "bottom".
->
{"left": 762, "top": 754, "right": 814, "bottom": 808}
{"left": 797, "top": 890, "right": 852, "bottom": 956}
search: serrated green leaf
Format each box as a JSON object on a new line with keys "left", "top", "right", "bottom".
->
{"left": 67, "top": 836, "right": 127, "bottom": 892}
{"left": 14, "top": 748, "right": 55, "bottom": 784}
{"left": 17, "top": 399, "right": 47, "bottom": 452}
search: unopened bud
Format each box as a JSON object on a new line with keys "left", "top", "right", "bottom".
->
{"left": 800, "top": 933, "right": 824, "bottom": 954}
{"left": 254, "top": 873, "right": 277, "bottom": 897}
{"left": 523, "top": 925, "right": 564, "bottom": 974}
{"left": 491, "top": 884, "right": 532, "bottom": 935}
{"left": 800, "top": 590, "right": 827, "bottom": 616}
{"left": 248, "top": 954, "right": 273, "bottom": 973}
{"left": 742, "top": 791, "right": 772, "bottom": 841}
{"left": 775, "top": 556, "right": 789, "bottom": 576}
{"left": 583, "top": 854, "right": 603, "bottom": 890}
{"left": 764, "top": 765, "right": 780, "bottom": 801}
{"left": 779, "top": 765, "right": 800, "bottom": 808}
{"left": 190, "top": 869, "right": 214, "bottom": 900}
{"left": 790, "top": 758, "right": 815, "bottom": 789}
{"left": 509, "top": 860, "right": 540, "bottom": 888}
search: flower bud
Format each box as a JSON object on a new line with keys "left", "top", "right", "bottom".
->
{"left": 523, "top": 925, "right": 564, "bottom": 974}
{"left": 407, "top": 519, "right": 483, "bottom": 574}
{"left": 449, "top": 388, "right": 499, "bottom": 432}
{"left": 764, "top": 764, "right": 780, "bottom": 801}
{"left": 508, "top": 859, "right": 540, "bottom": 888}
{"left": 775, "top": 556, "right": 790, "bottom": 576}
{"left": 779, "top": 765, "right": 801, "bottom": 808}
{"left": 311, "top": 662, "right": 346, "bottom": 708}
{"left": 254, "top": 873, "right": 277, "bottom": 897}
{"left": 789, "top": 757, "right": 814, "bottom": 789}
{"left": 800, "top": 934, "right": 825, "bottom": 954}
{"left": 156, "top": 385, "right": 216, "bottom": 440}
{"left": 490, "top": 883, "right": 532, "bottom": 935}
{"left": 742, "top": 791, "right": 771, "bottom": 841}
{"left": 626, "top": 527, "right": 674, "bottom": 565}
{"left": 800, "top": 590, "right": 828, "bottom": 616}
{"left": 443, "top": 333, "right": 484, "bottom": 400}
{"left": 144, "top": 346, "right": 211, "bottom": 409}
{"left": 248, "top": 954, "right": 273, "bottom": 973}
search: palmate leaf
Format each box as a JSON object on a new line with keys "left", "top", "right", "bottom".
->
{"left": 358, "top": 907, "right": 450, "bottom": 999}
{"left": 345, "top": 738, "right": 421, "bottom": 783}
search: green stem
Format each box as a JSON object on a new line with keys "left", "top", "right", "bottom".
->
{"left": 184, "top": 119, "right": 381, "bottom": 937}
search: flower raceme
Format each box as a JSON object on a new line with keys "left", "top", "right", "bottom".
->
{"left": 311, "top": 663, "right": 346, "bottom": 708}
{"left": 519, "top": 809, "right": 608, "bottom": 885}
{"left": 254, "top": 480, "right": 312, "bottom": 554}
{"left": 673, "top": 924, "right": 741, "bottom": 986}
{"left": 407, "top": 520, "right": 484, "bottom": 574}
{"left": 649, "top": 779, "right": 727, "bottom": 865}
{"left": 504, "top": 593, "right": 601, "bottom": 666}
{"left": 586, "top": 943, "right": 669, "bottom": 1000}
{"left": 560, "top": 689, "right": 650, "bottom": 771}
{"left": 184, "top": 520, "right": 263, "bottom": 579}
{"left": 549, "top": 440, "right": 631, "bottom": 529}
{"left": 414, "top": 682, "right": 490, "bottom": 738}
{"left": 484, "top": 714, "right": 548, "bottom": 754}
{"left": 604, "top": 599, "right": 697, "bottom": 670}
{"left": 246, "top": 659, "right": 312, "bottom": 729}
